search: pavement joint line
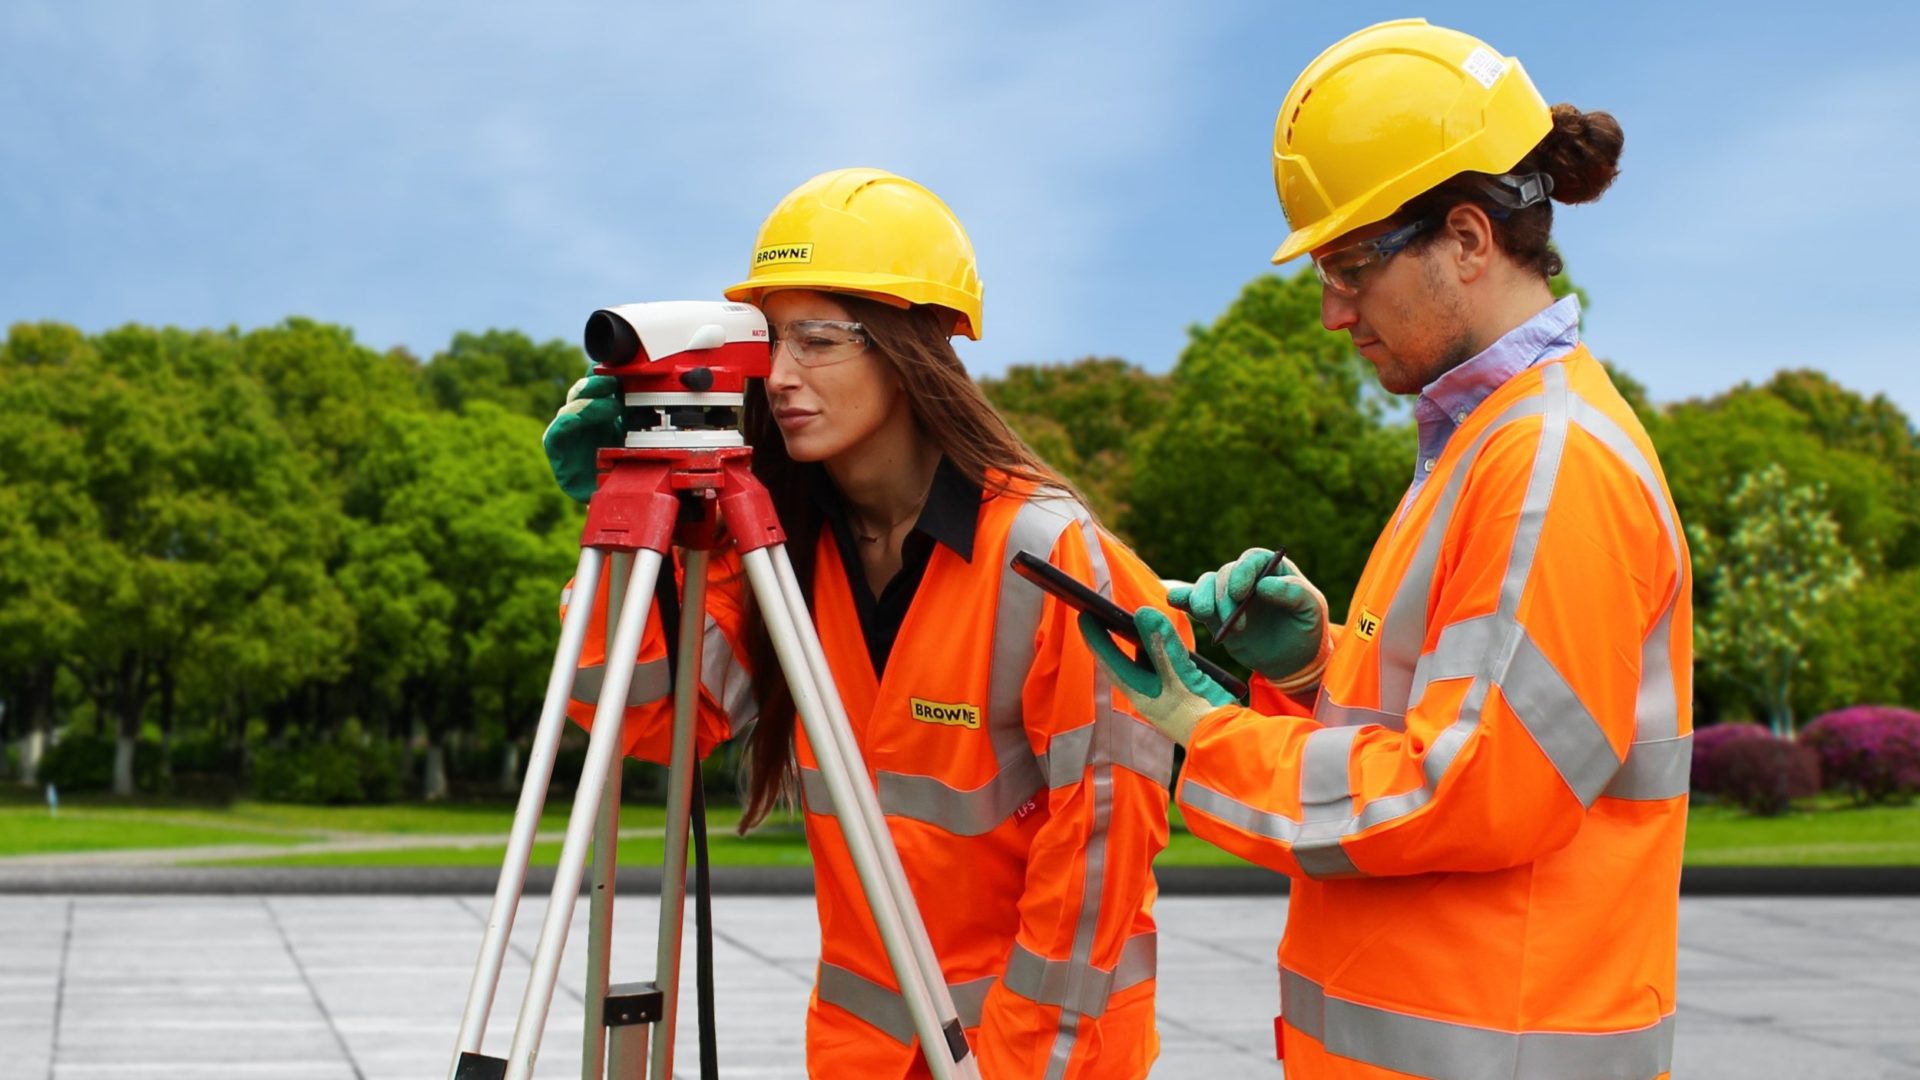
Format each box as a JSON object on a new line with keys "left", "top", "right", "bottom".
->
{"left": 708, "top": 925, "right": 816, "bottom": 989}
{"left": 1154, "top": 925, "right": 1279, "bottom": 970}
{"left": 1710, "top": 897, "right": 1920, "bottom": 951}
{"left": 261, "top": 897, "right": 365, "bottom": 1080}
{"left": 1675, "top": 993, "right": 1920, "bottom": 1071}
{"left": 48, "top": 898, "right": 73, "bottom": 1080}
{"left": 1678, "top": 933, "right": 1920, "bottom": 1003}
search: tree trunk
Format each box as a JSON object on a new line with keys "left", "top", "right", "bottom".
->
{"left": 157, "top": 666, "right": 177, "bottom": 787}
{"left": 111, "top": 652, "right": 145, "bottom": 797}
{"left": 18, "top": 661, "right": 57, "bottom": 785}
{"left": 422, "top": 741, "right": 449, "bottom": 801}
{"left": 499, "top": 739, "right": 521, "bottom": 794}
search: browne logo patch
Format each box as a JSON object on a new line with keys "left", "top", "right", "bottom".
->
{"left": 1354, "top": 607, "right": 1382, "bottom": 641}
{"left": 753, "top": 243, "right": 813, "bottom": 268}
{"left": 910, "top": 697, "right": 981, "bottom": 730}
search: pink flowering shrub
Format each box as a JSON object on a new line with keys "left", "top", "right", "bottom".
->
{"left": 1799, "top": 706, "right": 1920, "bottom": 804}
{"left": 1690, "top": 722, "right": 1770, "bottom": 796}
{"left": 1713, "top": 737, "right": 1822, "bottom": 816}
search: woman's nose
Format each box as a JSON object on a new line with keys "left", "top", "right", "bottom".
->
{"left": 766, "top": 340, "right": 804, "bottom": 390}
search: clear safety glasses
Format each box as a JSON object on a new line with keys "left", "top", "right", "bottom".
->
{"left": 1312, "top": 218, "right": 1432, "bottom": 298}
{"left": 768, "top": 319, "right": 870, "bottom": 367}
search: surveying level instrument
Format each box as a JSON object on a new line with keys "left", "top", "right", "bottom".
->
{"left": 447, "top": 300, "right": 981, "bottom": 1080}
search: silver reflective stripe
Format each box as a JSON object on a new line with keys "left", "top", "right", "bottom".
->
{"left": 1209, "top": 366, "right": 1645, "bottom": 877}
{"left": 571, "top": 659, "right": 671, "bottom": 708}
{"left": 1564, "top": 405, "right": 1690, "bottom": 803}
{"left": 1002, "top": 931, "right": 1156, "bottom": 1020}
{"left": 1313, "top": 693, "right": 1406, "bottom": 732}
{"left": 1605, "top": 733, "right": 1692, "bottom": 800}
{"left": 1290, "top": 372, "right": 1575, "bottom": 876}
{"left": 1300, "top": 723, "right": 1362, "bottom": 809}
{"left": 876, "top": 765, "right": 1044, "bottom": 837}
{"left": 559, "top": 585, "right": 573, "bottom": 608}
{"left": 697, "top": 613, "right": 758, "bottom": 733}
{"left": 1376, "top": 395, "right": 1551, "bottom": 715}
{"left": 1503, "top": 631, "right": 1622, "bottom": 805}
{"left": 1282, "top": 966, "right": 1675, "bottom": 1080}
{"left": 816, "top": 962, "right": 995, "bottom": 1045}
{"left": 1043, "top": 508, "right": 1122, "bottom": 1079}
{"left": 1039, "top": 709, "right": 1174, "bottom": 789}
{"left": 803, "top": 492, "right": 1149, "bottom": 837}
{"left": 799, "top": 765, "right": 829, "bottom": 814}
{"left": 993, "top": 495, "right": 1083, "bottom": 758}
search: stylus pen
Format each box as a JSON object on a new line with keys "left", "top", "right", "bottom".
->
{"left": 1213, "top": 547, "right": 1288, "bottom": 647}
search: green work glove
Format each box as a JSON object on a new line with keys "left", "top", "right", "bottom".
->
{"left": 1079, "top": 608, "right": 1235, "bottom": 748}
{"left": 543, "top": 375, "right": 623, "bottom": 503}
{"left": 1168, "top": 548, "right": 1331, "bottom": 692}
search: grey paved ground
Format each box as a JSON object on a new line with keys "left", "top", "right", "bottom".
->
{"left": 1, "top": 895, "right": 1916, "bottom": 1078}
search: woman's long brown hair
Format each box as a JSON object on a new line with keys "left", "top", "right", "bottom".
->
{"left": 734, "top": 293, "right": 1082, "bottom": 829}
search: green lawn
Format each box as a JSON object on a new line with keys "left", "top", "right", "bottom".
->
{"left": 199, "top": 824, "right": 813, "bottom": 868}
{"left": 6, "top": 790, "right": 1916, "bottom": 867}
{"left": 1683, "top": 800, "right": 1920, "bottom": 866}
{"left": 0, "top": 808, "right": 312, "bottom": 856}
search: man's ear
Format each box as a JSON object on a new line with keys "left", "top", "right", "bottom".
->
{"left": 1444, "top": 203, "right": 1497, "bottom": 284}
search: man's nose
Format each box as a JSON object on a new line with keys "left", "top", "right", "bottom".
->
{"left": 1320, "top": 284, "right": 1359, "bottom": 333}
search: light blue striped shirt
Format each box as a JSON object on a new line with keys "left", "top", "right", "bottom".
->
{"left": 1405, "top": 294, "right": 1582, "bottom": 504}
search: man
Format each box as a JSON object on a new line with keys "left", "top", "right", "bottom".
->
{"left": 1082, "top": 19, "right": 1691, "bottom": 1079}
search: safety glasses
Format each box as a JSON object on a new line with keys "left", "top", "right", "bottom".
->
{"left": 1313, "top": 218, "right": 1432, "bottom": 298}
{"left": 768, "top": 319, "right": 870, "bottom": 367}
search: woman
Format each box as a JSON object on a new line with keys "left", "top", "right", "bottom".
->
{"left": 545, "top": 167, "right": 1179, "bottom": 1079}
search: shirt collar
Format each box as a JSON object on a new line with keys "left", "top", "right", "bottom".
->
{"left": 1418, "top": 294, "right": 1582, "bottom": 422}
{"left": 808, "top": 455, "right": 981, "bottom": 563}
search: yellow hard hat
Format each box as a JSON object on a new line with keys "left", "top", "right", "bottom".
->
{"left": 1270, "top": 19, "right": 1552, "bottom": 264}
{"left": 724, "top": 167, "right": 984, "bottom": 339}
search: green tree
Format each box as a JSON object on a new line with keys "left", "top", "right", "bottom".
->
{"left": 1696, "top": 464, "right": 1862, "bottom": 736}
{"left": 342, "top": 403, "right": 581, "bottom": 797}
{"left": 0, "top": 324, "right": 97, "bottom": 781}
{"left": 424, "top": 330, "right": 586, "bottom": 422}
{"left": 980, "top": 358, "right": 1170, "bottom": 527}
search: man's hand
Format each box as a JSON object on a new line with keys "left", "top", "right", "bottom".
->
{"left": 543, "top": 375, "right": 624, "bottom": 503}
{"left": 1079, "top": 608, "right": 1235, "bottom": 748}
{"left": 1168, "top": 548, "right": 1331, "bottom": 692}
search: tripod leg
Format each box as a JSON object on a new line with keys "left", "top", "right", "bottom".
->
{"left": 643, "top": 546, "right": 709, "bottom": 1080}
{"left": 582, "top": 729, "right": 623, "bottom": 1077}
{"left": 503, "top": 547, "right": 669, "bottom": 1080}
{"left": 582, "top": 552, "right": 634, "bottom": 1080}
{"left": 451, "top": 546, "right": 607, "bottom": 1078}
{"left": 766, "top": 548, "right": 979, "bottom": 1073}
{"left": 739, "top": 547, "right": 977, "bottom": 1080}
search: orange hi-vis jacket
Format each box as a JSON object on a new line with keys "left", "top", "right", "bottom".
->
{"left": 562, "top": 477, "right": 1179, "bottom": 1079}
{"left": 1176, "top": 348, "right": 1692, "bottom": 1080}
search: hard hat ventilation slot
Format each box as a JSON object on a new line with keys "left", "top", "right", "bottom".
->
{"left": 1286, "top": 88, "right": 1315, "bottom": 146}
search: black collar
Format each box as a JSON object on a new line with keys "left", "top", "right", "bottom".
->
{"left": 809, "top": 456, "right": 981, "bottom": 563}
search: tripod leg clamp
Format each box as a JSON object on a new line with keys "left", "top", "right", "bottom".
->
{"left": 605, "top": 982, "right": 667, "bottom": 1028}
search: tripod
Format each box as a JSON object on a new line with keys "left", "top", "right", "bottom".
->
{"left": 447, "top": 436, "right": 983, "bottom": 1079}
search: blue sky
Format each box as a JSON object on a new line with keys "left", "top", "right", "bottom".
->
{"left": 5, "top": 1, "right": 1916, "bottom": 416}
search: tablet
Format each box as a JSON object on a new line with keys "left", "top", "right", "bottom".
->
{"left": 1010, "top": 551, "right": 1249, "bottom": 702}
